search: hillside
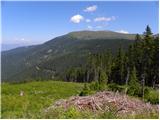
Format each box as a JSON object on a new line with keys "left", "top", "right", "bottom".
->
{"left": 1, "top": 81, "right": 158, "bottom": 119}
{"left": 2, "top": 31, "right": 136, "bottom": 82}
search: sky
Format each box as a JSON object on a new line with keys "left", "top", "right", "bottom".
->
{"left": 1, "top": 1, "right": 159, "bottom": 46}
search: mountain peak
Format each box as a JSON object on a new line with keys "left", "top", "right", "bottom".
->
{"left": 67, "top": 30, "right": 135, "bottom": 40}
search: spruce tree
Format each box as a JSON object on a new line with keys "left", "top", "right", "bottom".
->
{"left": 144, "top": 25, "right": 153, "bottom": 36}
{"left": 99, "top": 70, "right": 107, "bottom": 90}
{"left": 105, "top": 50, "right": 113, "bottom": 82}
{"left": 143, "top": 25, "right": 155, "bottom": 86}
{"left": 113, "top": 47, "right": 125, "bottom": 84}
{"left": 135, "top": 34, "right": 142, "bottom": 44}
{"left": 128, "top": 67, "right": 141, "bottom": 96}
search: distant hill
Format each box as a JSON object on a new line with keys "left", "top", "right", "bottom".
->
{"left": 68, "top": 30, "right": 135, "bottom": 40}
{"left": 1, "top": 44, "right": 26, "bottom": 51}
{"left": 2, "top": 30, "right": 136, "bottom": 82}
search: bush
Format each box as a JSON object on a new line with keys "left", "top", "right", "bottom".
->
{"left": 127, "top": 85, "right": 141, "bottom": 97}
{"left": 64, "top": 107, "right": 80, "bottom": 119}
{"left": 89, "top": 81, "right": 100, "bottom": 91}
{"left": 144, "top": 88, "right": 159, "bottom": 104}
{"left": 144, "top": 87, "right": 150, "bottom": 95}
{"left": 89, "top": 81, "right": 107, "bottom": 91}
{"left": 79, "top": 84, "right": 90, "bottom": 96}
{"left": 108, "top": 83, "right": 126, "bottom": 92}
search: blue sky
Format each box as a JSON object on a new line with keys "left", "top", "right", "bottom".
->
{"left": 1, "top": 1, "right": 159, "bottom": 45}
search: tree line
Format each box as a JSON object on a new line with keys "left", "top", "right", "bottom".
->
{"left": 65, "top": 26, "right": 159, "bottom": 93}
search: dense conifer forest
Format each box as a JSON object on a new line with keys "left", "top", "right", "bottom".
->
{"left": 65, "top": 26, "right": 159, "bottom": 98}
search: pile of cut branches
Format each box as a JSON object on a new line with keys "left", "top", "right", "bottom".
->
{"left": 45, "top": 91, "right": 158, "bottom": 116}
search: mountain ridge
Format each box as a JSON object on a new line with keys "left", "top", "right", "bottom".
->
{"left": 2, "top": 30, "right": 137, "bottom": 82}
{"left": 2, "top": 30, "right": 136, "bottom": 52}
{"left": 67, "top": 30, "right": 136, "bottom": 40}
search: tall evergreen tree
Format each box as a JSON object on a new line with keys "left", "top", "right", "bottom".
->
{"left": 105, "top": 50, "right": 113, "bottom": 81}
{"left": 128, "top": 67, "right": 141, "bottom": 96}
{"left": 143, "top": 25, "right": 155, "bottom": 86}
{"left": 99, "top": 69, "right": 107, "bottom": 90}
{"left": 113, "top": 47, "right": 126, "bottom": 84}
{"left": 135, "top": 34, "right": 142, "bottom": 44}
{"left": 144, "top": 25, "right": 153, "bottom": 36}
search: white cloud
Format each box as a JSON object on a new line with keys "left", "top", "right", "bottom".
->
{"left": 94, "top": 16, "right": 116, "bottom": 22}
{"left": 70, "top": 14, "right": 84, "bottom": 23}
{"left": 116, "top": 30, "right": 129, "bottom": 34}
{"left": 84, "top": 5, "right": 97, "bottom": 12}
{"left": 86, "top": 19, "right": 91, "bottom": 23}
{"left": 87, "top": 25, "right": 93, "bottom": 30}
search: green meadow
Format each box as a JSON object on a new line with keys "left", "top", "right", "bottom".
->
{"left": 1, "top": 80, "right": 158, "bottom": 119}
{"left": 1, "top": 81, "right": 83, "bottom": 118}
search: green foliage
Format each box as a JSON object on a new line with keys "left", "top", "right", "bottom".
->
{"left": 127, "top": 67, "right": 141, "bottom": 96}
{"left": 79, "top": 83, "right": 91, "bottom": 96}
{"left": 2, "top": 81, "right": 158, "bottom": 119}
{"left": 144, "top": 88, "right": 159, "bottom": 104}
{"left": 134, "top": 112, "right": 159, "bottom": 119}
{"left": 118, "top": 109, "right": 158, "bottom": 119}
{"left": 144, "top": 25, "right": 153, "bottom": 36}
{"left": 99, "top": 111, "right": 117, "bottom": 119}
{"left": 99, "top": 70, "right": 108, "bottom": 90}
{"left": 1, "top": 81, "right": 83, "bottom": 118}
{"left": 43, "top": 107, "right": 64, "bottom": 119}
{"left": 108, "top": 83, "right": 126, "bottom": 92}
{"left": 80, "top": 70, "right": 109, "bottom": 95}
{"left": 43, "top": 106, "right": 94, "bottom": 119}
{"left": 126, "top": 25, "right": 159, "bottom": 88}
{"left": 64, "top": 107, "right": 80, "bottom": 119}
{"left": 135, "top": 34, "right": 142, "bottom": 42}
{"left": 112, "top": 46, "right": 126, "bottom": 85}
{"left": 89, "top": 81, "right": 100, "bottom": 91}
{"left": 99, "top": 70, "right": 107, "bottom": 84}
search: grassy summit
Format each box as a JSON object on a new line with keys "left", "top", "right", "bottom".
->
{"left": 68, "top": 30, "right": 136, "bottom": 40}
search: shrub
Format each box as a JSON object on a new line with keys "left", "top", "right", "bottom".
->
{"left": 89, "top": 81, "right": 100, "bottom": 91}
{"left": 99, "top": 70, "right": 108, "bottom": 90}
{"left": 127, "top": 85, "right": 141, "bottom": 97}
{"left": 144, "top": 87, "right": 150, "bottom": 95}
{"left": 108, "top": 83, "right": 126, "bottom": 92}
{"left": 127, "top": 67, "right": 141, "bottom": 96}
{"left": 79, "top": 83, "right": 90, "bottom": 96}
{"left": 64, "top": 107, "right": 80, "bottom": 119}
{"left": 144, "top": 88, "right": 159, "bottom": 104}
